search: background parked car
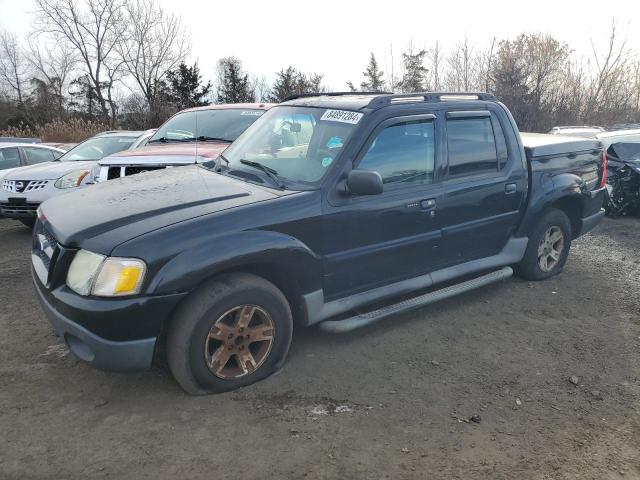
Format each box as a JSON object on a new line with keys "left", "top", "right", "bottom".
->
{"left": 0, "top": 143, "right": 66, "bottom": 172}
{"left": 548, "top": 125, "right": 605, "bottom": 137}
{"left": 596, "top": 129, "right": 640, "bottom": 215}
{"left": 0, "top": 129, "right": 154, "bottom": 227}
{"left": 96, "top": 104, "right": 273, "bottom": 182}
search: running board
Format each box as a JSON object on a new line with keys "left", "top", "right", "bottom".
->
{"left": 318, "top": 266, "right": 513, "bottom": 333}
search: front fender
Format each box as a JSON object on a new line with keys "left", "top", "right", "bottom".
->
{"left": 146, "top": 229, "right": 323, "bottom": 295}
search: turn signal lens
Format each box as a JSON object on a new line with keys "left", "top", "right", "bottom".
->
{"left": 92, "top": 258, "right": 146, "bottom": 297}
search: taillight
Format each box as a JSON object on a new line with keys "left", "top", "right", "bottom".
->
{"left": 599, "top": 149, "right": 607, "bottom": 188}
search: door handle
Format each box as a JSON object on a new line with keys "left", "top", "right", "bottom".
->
{"left": 504, "top": 183, "right": 517, "bottom": 194}
{"left": 420, "top": 198, "right": 437, "bottom": 211}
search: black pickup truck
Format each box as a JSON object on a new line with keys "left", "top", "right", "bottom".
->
{"left": 31, "top": 92, "right": 607, "bottom": 394}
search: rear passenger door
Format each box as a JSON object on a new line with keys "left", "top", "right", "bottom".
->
{"left": 438, "top": 109, "right": 526, "bottom": 266}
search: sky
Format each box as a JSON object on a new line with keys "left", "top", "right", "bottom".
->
{"left": 0, "top": 0, "right": 638, "bottom": 91}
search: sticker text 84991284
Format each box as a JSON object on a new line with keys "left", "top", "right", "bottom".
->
{"left": 320, "top": 109, "right": 364, "bottom": 125}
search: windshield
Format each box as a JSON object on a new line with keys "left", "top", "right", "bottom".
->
{"left": 58, "top": 136, "right": 136, "bottom": 162}
{"left": 604, "top": 134, "right": 640, "bottom": 161}
{"left": 149, "top": 109, "right": 265, "bottom": 144}
{"left": 218, "top": 106, "right": 361, "bottom": 185}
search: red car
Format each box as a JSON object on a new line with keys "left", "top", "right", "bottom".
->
{"left": 96, "top": 103, "right": 275, "bottom": 182}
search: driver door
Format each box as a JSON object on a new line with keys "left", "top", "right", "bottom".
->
{"left": 322, "top": 113, "right": 444, "bottom": 300}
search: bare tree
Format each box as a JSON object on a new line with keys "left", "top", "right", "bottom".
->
{"left": 250, "top": 75, "right": 270, "bottom": 103}
{"left": 427, "top": 41, "right": 443, "bottom": 91}
{"left": 0, "top": 31, "right": 30, "bottom": 104}
{"left": 117, "top": 0, "right": 189, "bottom": 106}
{"left": 584, "top": 21, "right": 634, "bottom": 124}
{"left": 445, "top": 37, "right": 477, "bottom": 91}
{"left": 33, "top": 0, "right": 127, "bottom": 125}
{"left": 25, "top": 40, "right": 78, "bottom": 116}
{"left": 477, "top": 37, "right": 497, "bottom": 92}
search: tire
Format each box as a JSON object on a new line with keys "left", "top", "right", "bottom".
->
{"left": 515, "top": 208, "right": 572, "bottom": 281}
{"left": 19, "top": 218, "right": 36, "bottom": 228}
{"left": 166, "top": 273, "right": 293, "bottom": 395}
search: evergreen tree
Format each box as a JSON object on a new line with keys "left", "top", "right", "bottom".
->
{"left": 267, "top": 67, "right": 324, "bottom": 102}
{"left": 360, "top": 53, "right": 385, "bottom": 92}
{"left": 165, "top": 62, "right": 212, "bottom": 110}
{"left": 397, "top": 49, "right": 428, "bottom": 93}
{"left": 216, "top": 57, "right": 255, "bottom": 103}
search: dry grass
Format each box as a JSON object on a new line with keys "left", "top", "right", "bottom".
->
{"left": 0, "top": 119, "right": 110, "bottom": 143}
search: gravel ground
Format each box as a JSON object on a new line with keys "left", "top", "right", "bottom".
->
{"left": 0, "top": 216, "right": 638, "bottom": 480}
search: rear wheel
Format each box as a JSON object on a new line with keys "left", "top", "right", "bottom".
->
{"left": 167, "top": 273, "right": 293, "bottom": 395}
{"left": 515, "top": 208, "right": 572, "bottom": 281}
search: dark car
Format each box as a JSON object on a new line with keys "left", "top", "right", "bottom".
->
{"left": 32, "top": 92, "right": 607, "bottom": 394}
{"left": 595, "top": 129, "right": 640, "bottom": 215}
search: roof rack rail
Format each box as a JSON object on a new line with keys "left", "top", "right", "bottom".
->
{"left": 283, "top": 91, "right": 392, "bottom": 102}
{"left": 367, "top": 92, "right": 496, "bottom": 108}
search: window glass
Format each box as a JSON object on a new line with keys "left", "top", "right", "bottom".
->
{"left": 358, "top": 119, "right": 435, "bottom": 186}
{"left": 221, "top": 106, "right": 357, "bottom": 184}
{"left": 447, "top": 116, "right": 498, "bottom": 176}
{"left": 58, "top": 136, "right": 135, "bottom": 161}
{"left": 491, "top": 113, "right": 509, "bottom": 170}
{"left": 148, "top": 109, "right": 265, "bottom": 144}
{"left": 0, "top": 147, "right": 21, "bottom": 169}
{"left": 24, "top": 147, "right": 56, "bottom": 164}
{"left": 604, "top": 134, "right": 640, "bottom": 161}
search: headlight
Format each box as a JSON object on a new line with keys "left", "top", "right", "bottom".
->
{"left": 66, "top": 249, "right": 146, "bottom": 297}
{"left": 55, "top": 169, "right": 90, "bottom": 189}
{"left": 66, "top": 250, "right": 105, "bottom": 295}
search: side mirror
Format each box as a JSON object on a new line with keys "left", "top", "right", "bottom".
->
{"left": 346, "top": 169, "right": 383, "bottom": 196}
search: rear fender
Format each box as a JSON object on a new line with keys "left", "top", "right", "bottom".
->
{"left": 517, "top": 172, "right": 584, "bottom": 237}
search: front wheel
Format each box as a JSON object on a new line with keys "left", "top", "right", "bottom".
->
{"left": 167, "top": 273, "right": 293, "bottom": 395}
{"left": 515, "top": 209, "right": 572, "bottom": 281}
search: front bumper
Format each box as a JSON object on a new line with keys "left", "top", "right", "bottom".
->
{"left": 32, "top": 268, "right": 187, "bottom": 372}
{"left": 0, "top": 199, "right": 40, "bottom": 218}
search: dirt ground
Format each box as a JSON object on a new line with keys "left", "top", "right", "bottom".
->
{"left": 0, "top": 216, "right": 638, "bottom": 480}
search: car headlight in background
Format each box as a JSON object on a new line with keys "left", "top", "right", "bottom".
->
{"left": 66, "top": 249, "right": 146, "bottom": 297}
{"left": 54, "top": 169, "right": 90, "bottom": 189}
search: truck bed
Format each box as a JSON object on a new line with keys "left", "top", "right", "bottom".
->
{"left": 521, "top": 132, "right": 604, "bottom": 191}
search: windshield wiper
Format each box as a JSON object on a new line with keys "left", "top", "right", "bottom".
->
{"left": 239, "top": 159, "right": 284, "bottom": 189}
{"left": 197, "top": 136, "right": 233, "bottom": 143}
{"left": 147, "top": 137, "right": 168, "bottom": 144}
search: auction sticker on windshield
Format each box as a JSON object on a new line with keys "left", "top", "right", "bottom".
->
{"left": 320, "top": 110, "right": 364, "bottom": 124}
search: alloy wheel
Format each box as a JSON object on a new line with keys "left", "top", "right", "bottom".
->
{"left": 537, "top": 226, "right": 565, "bottom": 272}
{"left": 204, "top": 305, "right": 275, "bottom": 379}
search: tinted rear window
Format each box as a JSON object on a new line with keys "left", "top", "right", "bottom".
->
{"left": 0, "top": 147, "right": 21, "bottom": 169}
{"left": 447, "top": 116, "right": 498, "bottom": 176}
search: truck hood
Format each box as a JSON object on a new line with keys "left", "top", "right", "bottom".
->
{"left": 3, "top": 160, "right": 97, "bottom": 181}
{"left": 41, "top": 164, "right": 281, "bottom": 251}
{"left": 100, "top": 142, "right": 229, "bottom": 166}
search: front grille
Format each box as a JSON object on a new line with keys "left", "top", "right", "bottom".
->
{"left": 124, "top": 166, "right": 166, "bottom": 176}
{"left": 32, "top": 222, "right": 60, "bottom": 285}
{"left": 3, "top": 179, "right": 49, "bottom": 193}
{"left": 107, "top": 167, "right": 121, "bottom": 180}
{"left": 0, "top": 202, "right": 39, "bottom": 215}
